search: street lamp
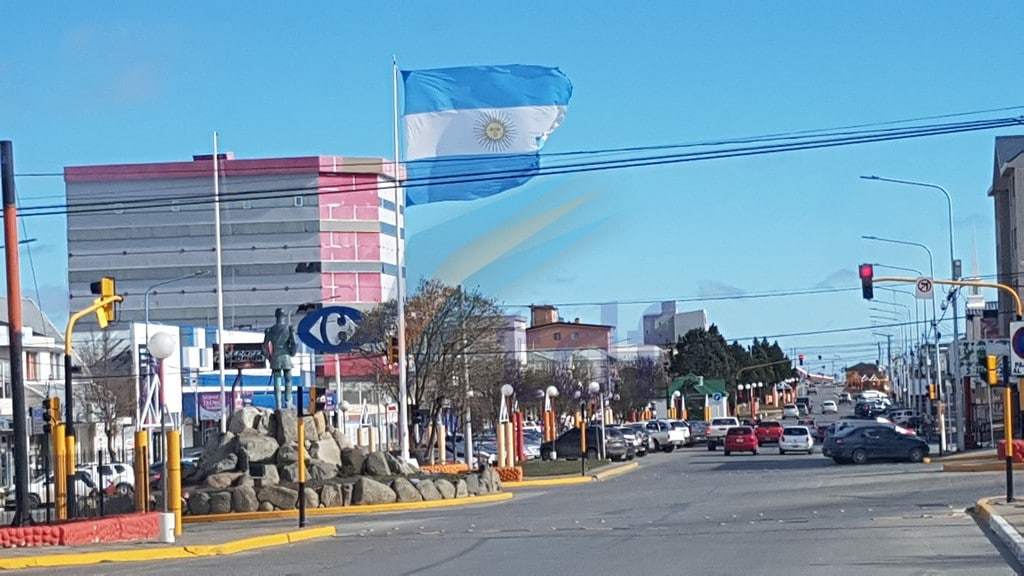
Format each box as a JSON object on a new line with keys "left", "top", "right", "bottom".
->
{"left": 863, "top": 234, "right": 946, "bottom": 455}
{"left": 588, "top": 381, "right": 604, "bottom": 460}
{"left": 148, "top": 331, "right": 176, "bottom": 516}
{"left": 545, "top": 386, "right": 559, "bottom": 459}
{"left": 499, "top": 384, "right": 515, "bottom": 468}
{"left": 340, "top": 400, "right": 351, "bottom": 437}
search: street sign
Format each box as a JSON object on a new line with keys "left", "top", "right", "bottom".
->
{"left": 1010, "top": 322, "right": 1024, "bottom": 376}
{"left": 915, "top": 277, "right": 933, "bottom": 300}
{"left": 711, "top": 392, "right": 723, "bottom": 403}
{"left": 214, "top": 342, "right": 268, "bottom": 370}
{"left": 297, "top": 306, "right": 363, "bottom": 354}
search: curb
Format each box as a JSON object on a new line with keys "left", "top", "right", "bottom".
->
{"left": 184, "top": 492, "right": 513, "bottom": 523}
{"left": 975, "top": 496, "right": 1024, "bottom": 566}
{"left": 0, "top": 526, "right": 335, "bottom": 571}
{"left": 505, "top": 461, "right": 640, "bottom": 489}
{"left": 944, "top": 462, "right": 1004, "bottom": 473}
{"left": 592, "top": 461, "right": 639, "bottom": 481}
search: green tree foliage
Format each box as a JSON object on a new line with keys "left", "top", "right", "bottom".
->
{"left": 667, "top": 327, "right": 794, "bottom": 398}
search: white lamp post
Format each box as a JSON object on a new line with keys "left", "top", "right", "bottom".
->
{"left": 500, "top": 384, "right": 515, "bottom": 467}
{"left": 588, "top": 381, "right": 603, "bottom": 460}
{"left": 148, "top": 331, "right": 176, "bottom": 515}
{"left": 545, "top": 386, "right": 559, "bottom": 459}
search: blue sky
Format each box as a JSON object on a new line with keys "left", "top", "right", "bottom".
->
{"left": 2, "top": 2, "right": 1023, "bottom": 370}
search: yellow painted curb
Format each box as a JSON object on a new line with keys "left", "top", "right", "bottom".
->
{"left": 184, "top": 492, "right": 513, "bottom": 524}
{"left": 504, "top": 475, "right": 593, "bottom": 488}
{"left": 0, "top": 526, "right": 335, "bottom": 571}
{"left": 592, "top": 461, "right": 639, "bottom": 481}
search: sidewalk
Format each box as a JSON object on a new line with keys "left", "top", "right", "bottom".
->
{"left": 0, "top": 517, "right": 335, "bottom": 570}
{"left": 975, "top": 496, "right": 1024, "bottom": 566}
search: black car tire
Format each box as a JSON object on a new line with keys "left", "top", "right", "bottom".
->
{"left": 752, "top": 449, "right": 758, "bottom": 455}
{"left": 707, "top": 442, "right": 715, "bottom": 451}
{"left": 908, "top": 447, "right": 924, "bottom": 463}
{"left": 779, "top": 449, "right": 786, "bottom": 455}
{"left": 652, "top": 440, "right": 661, "bottom": 452}
{"left": 851, "top": 449, "right": 868, "bottom": 465}
{"left": 664, "top": 444, "right": 675, "bottom": 453}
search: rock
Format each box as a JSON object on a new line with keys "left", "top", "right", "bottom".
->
{"left": 209, "top": 491, "right": 232, "bottom": 514}
{"left": 188, "top": 491, "right": 210, "bottom": 515}
{"left": 276, "top": 442, "right": 299, "bottom": 465}
{"left": 200, "top": 432, "right": 238, "bottom": 474}
{"left": 312, "top": 412, "right": 327, "bottom": 439}
{"left": 275, "top": 410, "right": 299, "bottom": 445}
{"left": 307, "top": 459, "right": 338, "bottom": 483}
{"left": 384, "top": 452, "right": 408, "bottom": 476}
{"left": 332, "top": 429, "right": 353, "bottom": 450}
{"left": 259, "top": 501, "right": 274, "bottom": 512}
{"left": 417, "top": 479, "right": 443, "bottom": 501}
{"left": 341, "top": 483, "right": 353, "bottom": 506}
{"left": 228, "top": 407, "right": 263, "bottom": 434}
{"left": 435, "top": 478, "right": 456, "bottom": 499}
{"left": 391, "top": 477, "right": 422, "bottom": 502}
{"left": 204, "top": 471, "right": 243, "bottom": 490}
{"left": 234, "top": 474, "right": 255, "bottom": 488}
{"left": 304, "top": 487, "right": 320, "bottom": 509}
{"left": 465, "top": 474, "right": 481, "bottom": 496}
{"left": 351, "top": 477, "right": 396, "bottom": 505}
{"left": 455, "top": 478, "right": 468, "bottom": 498}
{"left": 258, "top": 485, "right": 298, "bottom": 510}
{"left": 320, "top": 484, "right": 343, "bottom": 507}
{"left": 258, "top": 463, "right": 279, "bottom": 486}
{"left": 232, "top": 486, "right": 258, "bottom": 512}
{"left": 340, "top": 448, "right": 366, "bottom": 476}
{"left": 363, "top": 452, "right": 391, "bottom": 476}
{"left": 238, "top": 431, "right": 280, "bottom": 464}
{"left": 302, "top": 416, "right": 317, "bottom": 446}
{"left": 309, "top": 437, "right": 341, "bottom": 466}
{"left": 482, "top": 467, "right": 501, "bottom": 492}
{"left": 208, "top": 453, "right": 238, "bottom": 475}
{"left": 279, "top": 464, "right": 299, "bottom": 483}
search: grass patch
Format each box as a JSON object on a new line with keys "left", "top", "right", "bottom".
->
{"left": 521, "top": 458, "right": 611, "bottom": 477}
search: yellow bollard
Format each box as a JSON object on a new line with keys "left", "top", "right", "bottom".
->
{"left": 297, "top": 417, "right": 306, "bottom": 483}
{"left": 53, "top": 423, "right": 66, "bottom": 520}
{"left": 167, "top": 430, "right": 182, "bottom": 536}
{"left": 64, "top": 435, "right": 76, "bottom": 516}
{"left": 134, "top": 430, "right": 149, "bottom": 513}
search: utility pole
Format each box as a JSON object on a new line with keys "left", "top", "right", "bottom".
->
{"left": 1, "top": 141, "right": 30, "bottom": 526}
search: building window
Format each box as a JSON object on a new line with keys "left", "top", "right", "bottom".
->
{"left": 553, "top": 332, "right": 561, "bottom": 341}
{"left": 294, "top": 196, "right": 304, "bottom": 207}
{"left": 26, "top": 352, "right": 38, "bottom": 381}
{"left": 571, "top": 332, "right": 579, "bottom": 341}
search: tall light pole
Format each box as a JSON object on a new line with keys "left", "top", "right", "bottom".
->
{"left": 862, "top": 175, "right": 962, "bottom": 450}
{"left": 863, "top": 234, "right": 946, "bottom": 455}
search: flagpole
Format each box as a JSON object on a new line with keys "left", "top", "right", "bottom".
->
{"left": 212, "top": 132, "right": 228, "bottom": 433}
{"left": 392, "top": 56, "right": 410, "bottom": 461}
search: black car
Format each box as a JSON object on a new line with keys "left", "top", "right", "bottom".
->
{"left": 541, "top": 425, "right": 628, "bottom": 461}
{"left": 828, "top": 424, "right": 928, "bottom": 465}
{"left": 854, "top": 400, "right": 887, "bottom": 418}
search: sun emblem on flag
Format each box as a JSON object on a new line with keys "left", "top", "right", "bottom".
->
{"left": 475, "top": 110, "right": 516, "bottom": 152}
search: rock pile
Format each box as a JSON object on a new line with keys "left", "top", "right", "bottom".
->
{"left": 184, "top": 407, "right": 501, "bottom": 515}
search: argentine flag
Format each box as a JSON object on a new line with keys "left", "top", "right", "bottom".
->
{"left": 402, "top": 65, "right": 573, "bottom": 205}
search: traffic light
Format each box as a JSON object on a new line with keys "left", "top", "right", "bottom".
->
{"left": 386, "top": 336, "right": 399, "bottom": 365}
{"left": 42, "top": 397, "right": 59, "bottom": 434}
{"left": 89, "top": 276, "right": 117, "bottom": 328}
{"left": 928, "top": 384, "right": 936, "bottom": 400}
{"left": 987, "top": 355, "right": 999, "bottom": 386}
{"left": 798, "top": 354, "right": 804, "bottom": 366}
{"left": 859, "top": 263, "right": 874, "bottom": 300}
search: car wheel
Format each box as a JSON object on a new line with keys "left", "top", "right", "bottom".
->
{"left": 851, "top": 449, "right": 868, "bottom": 465}
{"left": 908, "top": 448, "right": 924, "bottom": 463}
{"left": 724, "top": 450, "right": 731, "bottom": 456}
{"left": 664, "top": 444, "right": 675, "bottom": 453}
{"left": 779, "top": 449, "right": 785, "bottom": 455}
{"left": 752, "top": 449, "right": 758, "bottom": 455}
{"left": 116, "top": 483, "right": 133, "bottom": 497}
{"left": 707, "top": 442, "right": 716, "bottom": 451}
{"left": 652, "top": 440, "right": 661, "bottom": 452}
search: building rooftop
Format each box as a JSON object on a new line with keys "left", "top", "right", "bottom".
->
{"left": 0, "top": 298, "right": 63, "bottom": 341}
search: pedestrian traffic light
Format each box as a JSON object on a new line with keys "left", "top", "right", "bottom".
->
{"left": 987, "top": 355, "right": 999, "bottom": 386}
{"left": 859, "top": 264, "right": 874, "bottom": 300}
{"left": 386, "top": 336, "right": 399, "bottom": 365}
{"left": 89, "top": 276, "right": 117, "bottom": 328}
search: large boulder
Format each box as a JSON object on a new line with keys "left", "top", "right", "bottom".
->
{"left": 332, "top": 429, "right": 353, "bottom": 450}
{"left": 455, "top": 478, "right": 468, "bottom": 498}
{"left": 341, "top": 483, "right": 353, "bottom": 506}
{"left": 385, "top": 452, "right": 415, "bottom": 476}
{"left": 309, "top": 437, "right": 341, "bottom": 466}
{"left": 391, "top": 477, "right": 422, "bottom": 502}
{"left": 320, "top": 484, "right": 343, "bottom": 508}
{"left": 417, "top": 479, "right": 443, "bottom": 501}
{"left": 207, "top": 453, "right": 238, "bottom": 475}
{"left": 276, "top": 442, "right": 299, "bottom": 465}
{"left": 204, "top": 471, "right": 243, "bottom": 490}
{"left": 302, "top": 416, "right": 317, "bottom": 447}
{"left": 340, "top": 448, "right": 366, "bottom": 476}
{"left": 303, "top": 487, "right": 320, "bottom": 509}
{"left": 312, "top": 412, "right": 328, "bottom": 439}
{"left": 465, "top": 474, "right": 481, "bottom": 496}
{"left": 228, "top": 407, "right": 269, "bottom": 434}
{"left": 362, "top": 452, "right": 391, "bottom": 477}
{"left": 238, "top": 432, "right": 280, "bottom": 464}
{"left": 234, "top": 474, "right": 255, "bottom": 489}
{"left": 279, "top": 464, "right": 299, "bottom": 484}
{"left": 307, "top": 459, "right": 338, "bottom": 483}
{"left": 482, "top": 467, "right": 501, "bottom": 492}
{"left": 188, "top": 491, "right": 211, "bottom": 515}
{"left": 232, "top": 486, "right": 258, "bottom": 513}
{"left": 435, "top": 478, "right": 456, "bottom": 499}
{"left": 275, "top": 410, "right": 299, "bottom": 445}
{"left": 258, "top": 485, "right": 298, "bottom": 510}
{"left": 259, "top": 463, "right": 280, "bottom": 486}
{"left": 208, "top": 491, "right": 232, "bottom": 514}
{"left": 351, "top": 477, "right": 396, "bottom": 505}
{"left": 200, "top": 432, "right": 238, "bottom": 474}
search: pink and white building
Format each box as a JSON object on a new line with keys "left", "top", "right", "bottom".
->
{"left": 63, "top": 154, "right": 403, "bottom": 331}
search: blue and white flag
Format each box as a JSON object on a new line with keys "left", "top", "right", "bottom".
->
{"left": 402, "top": 65, "right": 572, "bottom": 205}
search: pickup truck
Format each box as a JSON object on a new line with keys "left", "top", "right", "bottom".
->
{"left": 706, "top": 417, "right": 740, "bottom": 450}
{"left": 644, "top": 419, "right": 687, "bottom": 452}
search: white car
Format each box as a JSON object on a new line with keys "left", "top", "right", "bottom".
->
{"left": 821, "top": 400, "right": 838, "bottom": 414}
{"left": 783, "top": 404, "right": 800, "bottom": 419}
{"left": 778, "top": 426, "right": 814, "bottom": 454}
{"left": 706, "top": 417, "right": 739, "bottom": 450}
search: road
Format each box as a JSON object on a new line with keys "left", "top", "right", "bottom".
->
{"left": 37, "top": 447, "right": 1018, "bottom": 575}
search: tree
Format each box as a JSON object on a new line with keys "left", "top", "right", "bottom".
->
{"left": 613, "top": 356, "right": 663, "bottom": 414}
{"left": 670, "top": 325, "right": 735, "bottom": 384}
{"left": 75, "top": 331, "right": 135, "bottom": 455}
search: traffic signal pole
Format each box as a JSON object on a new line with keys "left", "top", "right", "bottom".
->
{"left": 1, "top": 141, "right": 31, "bottom": 527}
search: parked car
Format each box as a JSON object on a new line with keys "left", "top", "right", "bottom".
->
{"left": 541, "top": 426, "right": 605, "bottom": 460}
{"left": 779, "top": 426, "right": 814, "bottom": 454}
{"left": 668, "top": 420, "right": 692, "bottom": 446}
{"left": 615, "top": 425, "right": 646, "bottom": 457}
{"left": 783, "top": 404, "right": 800, "bottom": 419}
{"left": 4, "top": 467, "right": 102, "bottom": 510}
{"left": 828, "top": 424, "right": 928, "bottom": 464}
{"left": 755, "top": 420, "right": 784, "bottom": 445}
{"left": 645, "top": 419, "right": 685, "bottom": 452}
{"left": 838, "top": 392, "right": 853, "bottom": 404}
{"left": 688, "top": 421, "right": 709, "bottom": 444}
{"left": 80, "top": 462, "right": 134, "bottom": 496}
{"left": 821, "top": 400, "right": 838, "bottom": 414}
{"left": 855, "top": 400, "right": 887, "bottom": 418}
{"left": 723, "top": 426, "right": 758, "bottom": 456}
{"left": 603, "top": 426, "right": 634, "bottom": 461}
{"left": 626, "top": 422, "right": 653, "bottom": 453}
{"left": 706, "top": 417, "right": 740, "bottom": 450}
{"left": 886, "top": 409, "right": 918, "bottom": 425}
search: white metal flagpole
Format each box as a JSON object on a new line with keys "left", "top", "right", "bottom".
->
{"left": 213, "top": 132, "right": 228, "bottom": 433}
{"left": 392, "top": 56, "right": 410, "bottom": 461}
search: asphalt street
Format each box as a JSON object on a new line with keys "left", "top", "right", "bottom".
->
{"left": 37, "top": 446, "right": 1019, "bottom": 575}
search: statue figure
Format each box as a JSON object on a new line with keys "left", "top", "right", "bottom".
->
{"left": 264, "top": 308, "right": 297, "bottom": 410}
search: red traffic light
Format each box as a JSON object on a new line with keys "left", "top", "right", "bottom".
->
{"left": 859, "top": 263, "right": 874, "bottom": 300}
{"left": 858, "top": 264, "right": 874, "bottom": 279}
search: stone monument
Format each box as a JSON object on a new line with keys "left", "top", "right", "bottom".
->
{"left": 263, "top": 308, "right": 297, "bottom": 409}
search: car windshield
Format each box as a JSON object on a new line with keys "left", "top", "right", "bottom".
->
{"left": 759, "top": 421, "right": 781, "bottom": 428}
{"left": 670, "top": 421, "right": 688, "bottom": 429}
{"left": 728, "top": 427, "right": 752, "bottom": 435}
{"left": 783, "top": 427, "right": 808, "bottom": 436}
{"left": 712, "top": 419, "right": 736, "bottom": 426}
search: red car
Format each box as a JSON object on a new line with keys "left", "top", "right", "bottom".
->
{"left": 755, "top": 421, "right": 783, "bottom": 445}
{"left": 724, "top": 426, "right": 759, "bottom": 456}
